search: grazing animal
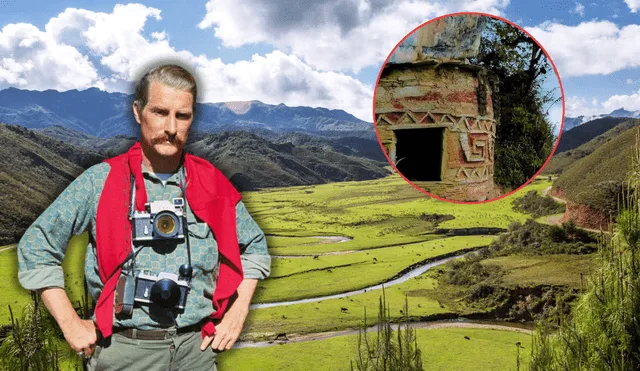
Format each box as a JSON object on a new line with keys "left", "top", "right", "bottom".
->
{"left": 373, "top": 257, "right": 378, "bottom": 261}
{"left": 313, "top": 255, "right": 319, "bottom": 260}
{"left": 341, "top": 307, "right": 348, "bottom": 313}
{"left": 464, "top": 336, "right": 470, "bottom": 340}
{"left": 327, "top": 269, "right": 333, "bottom": 273}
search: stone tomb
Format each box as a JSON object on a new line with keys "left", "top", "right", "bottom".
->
{"left": 375, "top": 60, "right": 498, "bottom": 201}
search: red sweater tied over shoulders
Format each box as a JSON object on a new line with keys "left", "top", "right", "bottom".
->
{"left": 94, "top": 142, "right": 243, "bottom": 338}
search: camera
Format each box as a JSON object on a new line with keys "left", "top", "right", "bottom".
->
{"left": 134, "top": 271, "right": 190, "bottom": 310}
{"left": 131, "top": 198, "right": 185, "bottom": 242}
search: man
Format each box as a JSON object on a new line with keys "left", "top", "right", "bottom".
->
{"left": 17, "top": 64, "right": 271, "bottom": 370}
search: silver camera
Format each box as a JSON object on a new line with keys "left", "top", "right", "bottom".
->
{"left": 131, "top": 198, "right": 185, "bottom": 242}
{"left": 134, "top": 271, "right": 190, "bottom": 310}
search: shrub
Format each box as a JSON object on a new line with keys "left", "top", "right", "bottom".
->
{"left": 350, "top": 291, "right": 423, "bottom": 371}
{"left": 512, "top": 190, "right": 565, "bottom": 218}
{"left": 0, "top": 293, "right": 76, "bottom": 371}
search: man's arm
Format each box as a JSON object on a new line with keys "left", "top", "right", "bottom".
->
{"left": 17, "top": 165, "right": 101, "bottom": 354}
{"left": 40, "top": 288, "right": 97, "bottom": 355}
{"left": 235, "top": 201, "right": 271, "bottom": 280}
{"left": 201, "top": 200, "right": 270, "bottom": 351}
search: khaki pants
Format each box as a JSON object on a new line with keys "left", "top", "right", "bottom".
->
{"left": 86, "top": 329, "right": 218, "bottom": 371}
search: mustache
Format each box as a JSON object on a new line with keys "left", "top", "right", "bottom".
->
{"left": 150, "top": 135, "right": 182, "bottom": 146}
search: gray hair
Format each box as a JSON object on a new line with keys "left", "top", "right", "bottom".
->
{"left": 134, "top": 64, "right": 197, "bottom": 112}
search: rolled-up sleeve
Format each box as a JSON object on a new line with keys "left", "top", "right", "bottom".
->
{"left": 236, "top": 201, "right": 271, "bottom": 280}
{"left": 17, "top": 168, "right": 96, "bottom": 290}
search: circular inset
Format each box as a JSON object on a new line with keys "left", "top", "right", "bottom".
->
{"left": 373, "top": 12, "right": 564, "bottom": 203}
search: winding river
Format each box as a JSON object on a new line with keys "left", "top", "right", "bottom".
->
{"left": 250, "top": 252, "right": 465, "bottom": 309}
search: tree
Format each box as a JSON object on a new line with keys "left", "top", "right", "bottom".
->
{"left": 471, "top": 18, "right": 557, "bottom": 190}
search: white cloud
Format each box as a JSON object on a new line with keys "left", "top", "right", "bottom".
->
{"left": 625, "top": 0, "right": 640, "bottom": 12}
{"left": 565, "top": 95, "right": 602, "bottom": 117}
{"left": 571, "top": 2, "right": 585, "bottom": 16}
{"left": 601, "top": 89, "right": 640, "bottom": 112}
{"left": 45, "top": 4, "right": 170, "bottom": 81}
{"left": 566, "top": 91, "right": 640, "bottom": 118}
{"left": 0, "top": 4, "right": 374, "bottom": 120}
{"left": 151, "top": 31, "right": 166, "bottom": 41}
{"left": 547, "top": 103, "right": 563, "bottom": 136}
{"left": 0, "top": 22, "right": 101, "bottom": 90}
{"left": 527, "top": 21, "right": 640, "bottom": 77}
{"left": 191, "top": 51, "right": 373, "bottom": 120}
{"left": 197, "top": 0, "right": 509, "bottom": 72}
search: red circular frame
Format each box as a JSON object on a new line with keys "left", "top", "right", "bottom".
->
{"left": 372, "top": 11, "right": 566, "bottom": 205}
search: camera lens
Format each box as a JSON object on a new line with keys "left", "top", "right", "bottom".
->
{"left": 154, "top": 211, "right": 178, "bottom": 238}
{"left": 150, "top": 279, "right": 180, "bottom": 308}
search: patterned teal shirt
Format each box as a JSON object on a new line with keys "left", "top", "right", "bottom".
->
{"left": 17, "top": 161, "right": 271, "bottom": 330}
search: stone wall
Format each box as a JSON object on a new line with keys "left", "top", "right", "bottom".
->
{"left": 375, "top": 61, "right": 498, "bottom": 201}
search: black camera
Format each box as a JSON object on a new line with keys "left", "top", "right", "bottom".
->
{"left": 115, "top": 267, "right": 193, "bottom": 317}
{"left": 134, "top": 271, "right": 190, "bottom": 310}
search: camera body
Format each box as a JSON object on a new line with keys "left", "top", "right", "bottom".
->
{"left": 115, "top": 270, "right": 191, "bottom": 316}
{"left": 134, "top": 271, "right": 190, "bottom": 310}
{"left": 131, "top": 198, "right": 185, "bottom": 242}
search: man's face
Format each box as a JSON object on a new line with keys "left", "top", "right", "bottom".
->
{"left": 133, "top": 80, "right": 194, "bottom": 159}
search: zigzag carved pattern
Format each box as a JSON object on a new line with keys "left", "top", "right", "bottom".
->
{"left": 376, "top": 111, "right": 496, "bottom": 135}
{"left": 455, "top": 165, "right": 493, "bottom": 180}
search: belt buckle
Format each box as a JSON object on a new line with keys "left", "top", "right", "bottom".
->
{"left": 166, "top": 327, "right": 177, "bottom": 339}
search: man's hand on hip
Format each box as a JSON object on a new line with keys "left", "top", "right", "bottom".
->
{"left": 40, "top": 287, "right": 98, "bottom": 356}
{"left": 61, "top": 318, "right": 98, "bottom": 356}
{"left": 200, "top": 305, "right": 249, "bottom": 351}
{"left": 200, "top": 278, "right": 259, "bottom": 352}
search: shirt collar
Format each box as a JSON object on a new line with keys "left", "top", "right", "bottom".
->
{"left": 141, "top": 163, "right": 183, "bottom": 185}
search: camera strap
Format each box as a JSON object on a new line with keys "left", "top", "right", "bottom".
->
{"left": 179, "top": 166, "right": 193, "bottom": 281}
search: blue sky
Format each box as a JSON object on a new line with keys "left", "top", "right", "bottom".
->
{"left": 0, "top": 0, "right": 639, "bottom": 123}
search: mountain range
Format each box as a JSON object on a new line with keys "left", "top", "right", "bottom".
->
{"left": 1, "top": 121, "right": 389, "bottom": 244}
{"left": 564, "top": 108, "right": 640, "bottom": 131}
{"left": 0, "top": 87, "right": 375, "bottom": 139}
{"left": 555, "top": 116, "right": 632, "bottom": 153}
{"left": 0, "top": 87, "right": 390, "bottom": 245}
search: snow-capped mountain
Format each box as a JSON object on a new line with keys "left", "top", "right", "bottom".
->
{"left": 564, "top": 108, "right": 640, "bottom": 132}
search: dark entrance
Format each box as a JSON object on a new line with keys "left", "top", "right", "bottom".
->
{"left": 394, "top": 128, "right": 443, "bottom": 181}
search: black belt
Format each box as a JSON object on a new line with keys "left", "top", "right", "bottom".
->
{"left": 112, "top": 323, "right": 201, "bottom": 340}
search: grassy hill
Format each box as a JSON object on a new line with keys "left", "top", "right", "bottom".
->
{"left": 2, "top": 125, "right": 389, "bottom": 244}
{"left": 553, "top": 125, "right": 638, "bottom": 213}
{"left": 0, "top": 124, "right": 104, "bottom": 245}
{"left": 188, "top": 131, "right": 389, "bottom": 191}
{"left": 556, "top": 117, "right": 631, "bottom": 153}
{"left": 41, "top": 125, "right": 390, "bottom": 191}
{"left": 544, "top": 119, "right": 639, "bottom": 175}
